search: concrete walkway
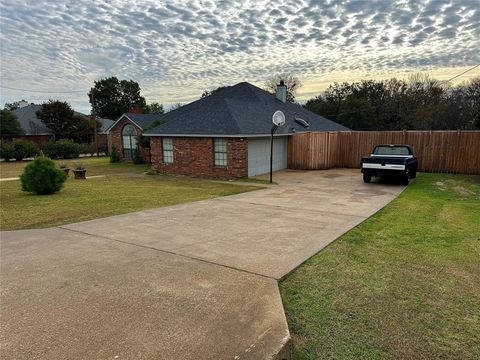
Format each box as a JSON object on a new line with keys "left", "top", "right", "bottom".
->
{"left": 0, "top": 169, "right": 404, "bottom": 359}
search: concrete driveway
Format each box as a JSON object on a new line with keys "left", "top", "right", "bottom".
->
{"left": 1, "top": 169, "right": 404, "bottom": 359}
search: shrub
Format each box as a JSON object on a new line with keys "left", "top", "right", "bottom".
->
{"left": 99, "top": 143, "right": 108, "bottom": 155}
{"left": 110, "top": 145, "right": 120, "bottom": 163}
{"left": 133, "top": 148, "right": 144, "bottom": 164}
{"left": 20, "top": 157, "right": 67, "bottom": 195}
{"left": 43, "top": 140, "right": 82, "bottom": 159}
{"left": 12, "top": 139, "right": 38, "bottom": 161}
{"left": 0, "top": 142, "right": 16, "bottom": 161}
{"left": 79, "top": 143, "right": 98, "bottom": 156}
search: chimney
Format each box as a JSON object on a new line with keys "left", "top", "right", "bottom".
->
{"left": 276, "top": 80, "right": 287, "bottom": 103}
{"left": 129, "top": 106, "right": 143, "bottom": 114}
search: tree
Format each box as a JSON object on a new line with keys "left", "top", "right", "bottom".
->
{"left": 70, "top": 114, "right": 101, "bottom": 143}
{"left": 36, "top": 100, "right": 75, "bottom": 139}
{"left": 305, "top": 82, "right": 353, "bottom": 121}
{"left": 144, "top": 102, "right": 165, "bottom": 115}
{"left": 304, "top": 74, "right": 479, "bottom": 130}
{"left": 465, "top": 77, "right": 480, "bottom": 129}
{"left": 265, "top": 74, "right": 302, "bottom": 102}
{"left": 201, "top": 86, "right": 231, "bottom": 98}
{"left": 4, "top": 100, "right": 28, "bottom": 111}
{"left": 337, "top": 96, "right": 377, "bottom": 130}
{"left": 170, "top": 103, "right": 183, "bottom": 111}
{"left": 0, "top": 110, "right": 25, "bottom": 138}
{"left": 88, "top": 77, "right": 146, "bottom": 119}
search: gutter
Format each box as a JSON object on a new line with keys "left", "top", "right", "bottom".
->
{"left": 142, "top": 133, "right": 294, "bottom": 138}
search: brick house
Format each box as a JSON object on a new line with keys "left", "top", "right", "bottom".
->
{"left": 107, "top": 82, "right": 348, "bottom": 179}
{"left": 11, "top": 103, "right": 114, "bottom": 149}
{"left": 107, "top": 113, "right": 161, "bottom": 162}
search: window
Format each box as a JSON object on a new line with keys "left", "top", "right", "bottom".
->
{"left": 373, "top": 145, "right": 411, "bottom": 156}
{"left": 122, "top": 124, "right": 137, "bottom": 159}
{"left": 163, "top": 137, "right": 174, "bottom": 164}
{"left": 214, "top": 138, "right": 227, "bottom": 166}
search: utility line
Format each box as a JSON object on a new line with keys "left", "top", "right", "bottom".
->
{"left": 439, "top": 64, "right": 480, "bottom": 84}
{"left": 0, "top": 84, "right": 87, "bottom": 93}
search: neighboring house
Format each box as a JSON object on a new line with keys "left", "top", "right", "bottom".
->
{"left": 97, "top": 117, "right": 115, "bottom": 148}
{"left": 11, "top": 103, "right": 113, "bottom": 147}
{"left": 107, "top": 82, "right": 348, "bottom": 179}
{"left": 11, "top": 104, "right": 52, "bottom": 147}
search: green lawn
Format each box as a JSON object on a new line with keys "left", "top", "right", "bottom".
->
{"left": 0, "top": 171, "right": 259, "bottom": 231}
{"left": 0, "top": 156, "right": 149, "bottom": 178}
{"left": 280, "top": 173, "right": 480, "bottom": 359}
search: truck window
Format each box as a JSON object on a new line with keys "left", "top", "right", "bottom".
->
{"left": 373, "top": 146, "right": 410, "bottom": 155}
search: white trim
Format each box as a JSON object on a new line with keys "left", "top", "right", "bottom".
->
{"left": 104, "top": 114, "right": 143, "bottom": 133}
{"left": 362, "top": 163, "right": 406, "bottom": 170}
{"left": 143, "top": 133, "right": 293, "bottom": 138}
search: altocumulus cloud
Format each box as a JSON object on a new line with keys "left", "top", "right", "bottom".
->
{"left": 1, "top": 0, "right": 479, "bottom": 112}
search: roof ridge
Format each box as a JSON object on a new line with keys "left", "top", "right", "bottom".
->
{"left": 222, "top": 98, "right": 246, "bottom": 134}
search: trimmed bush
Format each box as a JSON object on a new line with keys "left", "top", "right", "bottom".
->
{"left": 43, "top": 140, "right": 82, "bottom": 159}
{"left": 110, "top": 145, "right": 120, "bottom": 163}
{"left": 20, "top": 157, "right": 67, "bottom": 195}
{"left": 12, "top": 139, "right": 39, "bottom": 161}
{"left": 0, "top": 142, "right": 16, "bottom": 161}
{"left": 0, "top": 140, "right": 38, "bottom": 161}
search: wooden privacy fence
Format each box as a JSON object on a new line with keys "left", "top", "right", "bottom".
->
{"left": 288, "top": 131, "right": 480, "bottom": 174}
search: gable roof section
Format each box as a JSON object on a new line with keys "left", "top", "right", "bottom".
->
{"left": 144, "top": 82, "right": 348, "bottom": 137}
{"left": 105, "top": 113, "right": 163, "bottom": 133}
{"left": 98, "top": 118, "right": 115, "bottom": 134}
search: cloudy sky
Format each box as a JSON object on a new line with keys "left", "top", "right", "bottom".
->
{"left": 1, "top": 0, "right": 479, "bottom": 114}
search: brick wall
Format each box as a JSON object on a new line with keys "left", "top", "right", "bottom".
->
{"left": 110, "top": 116, "right": 150, "bottom": 162}
{"left": 17, "top": 135, "right": 52, "bottom": 149}
{"left": 150, "top": 137, "right": 248, "bottom": 179}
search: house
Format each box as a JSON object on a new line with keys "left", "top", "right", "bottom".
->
{"left": 11, "top": 103, "right": 52, "bottom": 147}
{"left": 12, "top": 103, "right": 114, "bottom": 148}
{"left": 107, "top": 82, "right": 348, "bottom": 179}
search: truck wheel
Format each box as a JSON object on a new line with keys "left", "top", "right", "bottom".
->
{"left": 363, "top": 173, "right": 372, "bottom": 183}
{"left": 401, "top": 174, "right": 409, "bottom": 185}
{"left": 411, "top": 170, "right": 417, "bottom": 179}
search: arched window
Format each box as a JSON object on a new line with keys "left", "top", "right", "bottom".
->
{"left": 122, "top": 124, "right": 137, "bottom": 159}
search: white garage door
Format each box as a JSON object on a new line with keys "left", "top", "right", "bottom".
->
{"left": 248, "top": 137, "right": 288, "bottom": 177}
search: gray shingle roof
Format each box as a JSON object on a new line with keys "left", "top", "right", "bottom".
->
{"left": 123, "top": 113, "right": 164, "bottom": 129}
{"left": 12, "top": 104, "right": 51, "bottom": 135}
{"left": 12, "top": 104, "right": 92, "bottom": 136}
{"left": 98, "top": 118, "right": 115, "bottom": 134}
{"left": 144, "top": 82, "right": 348, "bottom": 136}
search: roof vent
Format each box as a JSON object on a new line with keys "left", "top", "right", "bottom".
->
{"left": 295, "top": 116, "right": 309, "bottom": 128}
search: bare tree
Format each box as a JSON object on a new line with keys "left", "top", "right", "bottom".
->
{"left": 265, "top": 74, "right": 302, "bottom": 102}
{"left": 169, "top": 103, "right": 183, "bottom": 111}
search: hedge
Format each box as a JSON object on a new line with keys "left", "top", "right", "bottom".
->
{"left": 43, "top": 140, "right": 82, "bottom": 159}
{"left": 0, "top": 139, "right": 38, "bottom": 161}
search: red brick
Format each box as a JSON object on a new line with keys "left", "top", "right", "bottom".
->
{"left": 150, "top": 137, "right": 247, "bottom": 179}
{"left": 109, "top": 116, "right": 150, "bottom": 163}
